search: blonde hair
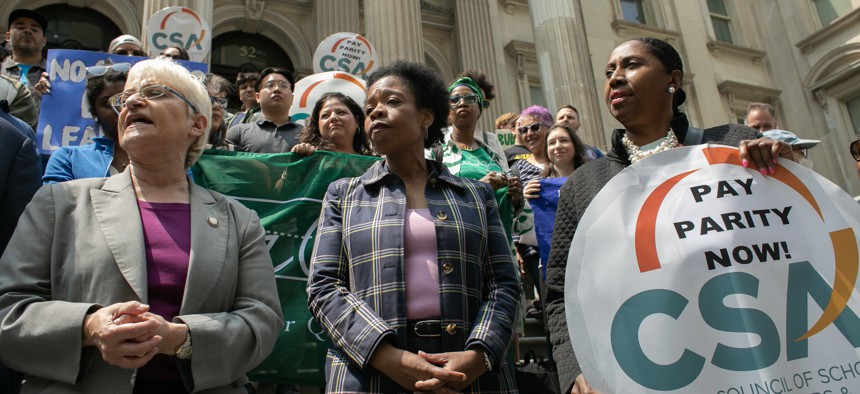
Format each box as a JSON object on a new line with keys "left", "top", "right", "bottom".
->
{"left": 126, "top": 58, "right": 212, "bottom": 168}
{"left": 495, "top": 112, "right": 518, "bottom": 129}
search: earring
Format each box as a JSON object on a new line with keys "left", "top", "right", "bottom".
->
{"left": 668, "top": 86, "right": 676, "bottom": 94}
{"left": 424, "top": 125, "right": 429, "bottom": 140}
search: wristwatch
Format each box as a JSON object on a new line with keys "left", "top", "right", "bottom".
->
{"left": 175, "top": 330, "right": 192, "bottom": 360}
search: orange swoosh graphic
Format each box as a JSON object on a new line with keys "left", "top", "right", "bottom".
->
{"left": 331, "top": 38, "right": 348, "bottom": 53}
{"left": 299, "top": 73, "right": 366, "bottom": 107}
{"left": 796, "top": 228, "right": 859, "bottom": 340}
{"left": 635, "top": 170, "right": 698, "bottom": 272}
{"left": 299, "top": 81, "right": 324, "bottom": 107}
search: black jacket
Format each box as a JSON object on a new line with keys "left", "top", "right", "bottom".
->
{"left": 544, "top": 124, "right": 761, "bottom": 392}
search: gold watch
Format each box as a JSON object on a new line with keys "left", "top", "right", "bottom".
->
{"left": 175, "top": 330, "right": 192, "bottom": 360}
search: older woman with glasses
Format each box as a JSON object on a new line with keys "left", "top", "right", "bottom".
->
{"left": 43, "top": 62, "right": 131, "bottom": 183}
{"left": 203, "top": 73, "right": 236, "bottom": 150}
{"left": 0, "top": 57, "right": 283, "bottom": 392}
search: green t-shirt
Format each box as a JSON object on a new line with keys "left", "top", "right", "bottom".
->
{"left": 443, "top": 147, "right": 513, "bottom": 239}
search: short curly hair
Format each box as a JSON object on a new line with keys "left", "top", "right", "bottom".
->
{"left": 300, "top": 92, "right": 372, "bottom": 155}
{"left": 519, "top": 105, "right": 554, "bottom": 127}
{"left": 365, "top": 60, "right": 448, "bottom": 148}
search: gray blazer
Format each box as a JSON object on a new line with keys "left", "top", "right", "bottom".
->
{"left": 0, "top": 172, "right": 284, "bottom": 393}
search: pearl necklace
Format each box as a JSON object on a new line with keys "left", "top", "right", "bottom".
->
{"left": 622, "top": 129, "right": 679, "bottom": 164}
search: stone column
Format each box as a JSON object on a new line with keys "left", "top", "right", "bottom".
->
{"left": 141, "top": 0, "right": 214, "bottom": 63}
{"left": 363, "top": 0, "right": 424, "bottom": 65}
{"left": 528, "top": 0, "right": 604, "bottom": 148}
{"left": 314, "top": 0, "right": 360, "bottom": 43}
{"left": 455, "top": 0, "right": 506, "bottom": 132}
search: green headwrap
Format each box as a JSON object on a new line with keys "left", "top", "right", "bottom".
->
{"left": 447, "top": 77, "right": 489, "bottom": 110}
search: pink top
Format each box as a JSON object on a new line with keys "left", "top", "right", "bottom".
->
{"left": 404, "top": 209, "right": 441, "bottom": 320}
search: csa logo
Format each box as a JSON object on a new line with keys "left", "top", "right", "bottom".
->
{"left": 146, "top": 6, "right": 211, "bottom": 62}
{"left": 565, "top": 145, "right": 860, "bottom": 393}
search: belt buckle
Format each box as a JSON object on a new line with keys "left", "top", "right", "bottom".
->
{"left": 413, "top": 320, "right": 441, "bottom": 337}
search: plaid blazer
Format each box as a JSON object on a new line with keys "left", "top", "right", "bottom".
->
{"left": 308, "top": 159, "right": 521, "bottom": 393}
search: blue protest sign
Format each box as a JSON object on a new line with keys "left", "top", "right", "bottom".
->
{"left": 36, "top": 49, "right": 207, "bottom": 155}
{"left": 532, "top": 177, "right": 567, "bottom": 277}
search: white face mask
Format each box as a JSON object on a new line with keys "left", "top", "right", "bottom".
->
{"left": 798, "top": 156, "right": 814, "bottom": 170}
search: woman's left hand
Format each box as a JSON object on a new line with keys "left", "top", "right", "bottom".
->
{"left": 738, "top": 138, "right": 794, "bottom": 176}
{"left": 113, "top": 312, "right": 188, "bottom": 356}
{"left": 415, "top": 349, "right": 488, "bottom": 392}
{"left": 291, "top": 143, "right": 316, "bottom": 156}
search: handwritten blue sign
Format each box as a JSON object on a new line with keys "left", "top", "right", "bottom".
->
{"left": 36, "top": 49, "right": 207, "bottom": 155}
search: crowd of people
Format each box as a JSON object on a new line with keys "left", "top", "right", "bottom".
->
{"left": 0, "top": 7, "right": 856, "bottom": 394}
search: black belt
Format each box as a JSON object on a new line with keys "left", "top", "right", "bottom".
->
{"left": 407, "top": 320, "right": 442, "bottom": 337}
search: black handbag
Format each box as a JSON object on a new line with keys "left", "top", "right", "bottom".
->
{"left": 515, "top": 351, "right": 561, "bottom": 394}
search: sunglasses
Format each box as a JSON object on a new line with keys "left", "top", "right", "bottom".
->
{"left": 86, "top": 62, "right": 131, "bottom": 76}
{"left": 851, "top": 140, "right": 860, "bottom": 162}
{"left": 448, "top": 94, "right": 479, "bottom": 106}
{"left": 113, "top": 49, "right": 146, "bottom": 56}
{"left": 210, "top": 96, "right": 229, "bottom": 107}
{"left": 517, "top": 122, "right": 543, "bottom": 134}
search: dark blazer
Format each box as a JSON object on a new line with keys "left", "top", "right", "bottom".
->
{"left": 0, "top": 172, "right": 284, "bottom": 393}
{"left": 0, "top": 116, "right": 40, "bottom": 255}
{"left": 544, "top": 125, "right": 762, "bottom": 393}
{"left": 308, "top": 160, "right": 521, "bottom": 393}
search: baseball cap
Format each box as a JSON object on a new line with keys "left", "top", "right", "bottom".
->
{"left": 8, "top": 9, "right": 48, "bottom": 32}
{"left": 109, "top": 35, "right": 143, "bottom": 53}
{"left": 763, "top": 129, "right": 820, "bottom": 149}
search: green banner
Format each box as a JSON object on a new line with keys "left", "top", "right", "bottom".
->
{"left": 192, "top": 149, "right": 381, "bottom": 386}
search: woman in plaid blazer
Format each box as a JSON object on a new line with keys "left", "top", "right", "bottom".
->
{"left": 307, "top": 61, "right": 521, "bottom": 393}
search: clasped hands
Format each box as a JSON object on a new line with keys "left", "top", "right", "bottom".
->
{"left": 82, "top": 301, "right": 187, "bottom": 369}
{"left": 369, "top": 342, "right": 489, "bottom": 393}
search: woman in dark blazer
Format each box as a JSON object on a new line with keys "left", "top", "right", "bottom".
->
{"left": 543, "top": 37, "right": 793, "bottom": 394}
{"left": 0, "top": 58, "right": 283, "bottom": 393}
{"left": 307, "top": 61, "right": 521, "bottom": 393}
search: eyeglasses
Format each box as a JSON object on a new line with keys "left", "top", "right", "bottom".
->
{"left": 851, "top": 140, "right": 860, "bottom": 162}
{"left": 210, "top": 96, "right": 229, "bottom": 108}
{"left": 113, "top": 49, "right": 146, "bottom": 56}
{"left": 448, "top": 94, "right": 479, "bottom": 107}
{"left": 517, "top": 122, "right": 543, "bottom": 134}
{"left": 262, "top": 80, "right": 290, "bottom": 90}
{"left": 87, "top": 63, "right": 131, "bottom": 76}
{"left": 110, "top": 84, "right": 198, "bottom": 114}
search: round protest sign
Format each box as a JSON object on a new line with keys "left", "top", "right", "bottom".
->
{"left": 565, "top": 145, "right": 860, "bottom": 393}
{"left": 288, "top": 71, "right": 366, "bottom": 126}
{"left": 146, "top": 6, "right": 211, "bottom": 62}
{"left": 313, "top": 32, "right": 378, "bottom": 76}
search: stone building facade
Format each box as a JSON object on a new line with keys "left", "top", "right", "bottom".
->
{"left": 2, "top": 0, "right": 859, "bottom": 193}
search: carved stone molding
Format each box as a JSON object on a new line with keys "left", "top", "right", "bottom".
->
{"left": 796, "top": 7, "right": 860, "bottom": 55}
{"left": 706, "top": 40, "right": 766, "bottom": 64}
{"left": 246, "top": 0, "right": 265, "bottom": 20}
{"left": 717, "top": 80, "right": 781, "bottom": 103}
{"left": 498, "top": 0, "right": 527, "bottom": 14}
{"left": 610, "top": 18, "right": 679, "bottom": 43}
